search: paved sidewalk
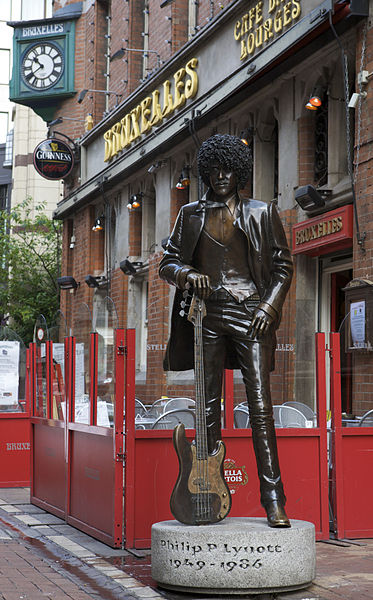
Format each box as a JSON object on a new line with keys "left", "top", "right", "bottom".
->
{"left": 0, "top": 488, "right": 372, "bottom": 600}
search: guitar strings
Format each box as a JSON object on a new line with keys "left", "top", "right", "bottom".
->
{"left": 194, "top": 297, "right": 210, "bottom": 522}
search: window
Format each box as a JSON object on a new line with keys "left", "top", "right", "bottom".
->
{"left": 0, "top": 50, "right": 10, "bottom": 85}
{"left": 3, "top": 129, "right": 13, "bottom": 168}
{"left": 0, "top": 113, "right": 8, "bottom": 144}
{"left": 0, "top": 185, "right": 8, "bottom": 211}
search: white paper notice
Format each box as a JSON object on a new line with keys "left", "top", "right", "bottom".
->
{"left": 0, "top": 341, "right": 20, "bottom": 405}
{"left": 350, "top": 300, "right": 365, "bottom": 347}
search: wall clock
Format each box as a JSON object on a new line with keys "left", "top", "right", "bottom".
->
{"left": 21, "top": 42, "right": 64, "bottom": 91}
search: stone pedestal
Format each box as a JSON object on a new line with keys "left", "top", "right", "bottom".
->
{"left": 151, "top": 517, "right": 315, "bottom": 595}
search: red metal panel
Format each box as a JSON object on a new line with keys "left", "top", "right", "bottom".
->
{"left": 68, "top": 427, "right": 115, "bottom": 545}
{"left": 90, "top": 333, "right": 98, "bottom": 426}
{"left": 315, "top": 333, "right": 330, "bottom": 540}
{"left": 114, "top": 329, "right": 125, "bottom": 548}
{"left": 329, "top": 332, "right": 344, "bottom": 539}
{"left": 330, "top": 332, "right": 373, "bottom": 539}
{"left": 0, "top": 418, "right": 31, "bottom": 487}
{"left": 31, "top": 420, "right": 66, "bottom": 518}
{"left": 339, "top": 430, "right": 373, "bottom": 538}
{"left": 224, "top": 369, "right": 234, "bottom": 429}
{"left": 124, "top": 328, "right": 136, "bottom": 549}
{"left": 46, "top": 342, "right": 53, "bottom": 419}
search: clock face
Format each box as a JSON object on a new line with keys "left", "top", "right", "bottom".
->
{"left": 21, "top": 42, "right": 64, "bottom": 91}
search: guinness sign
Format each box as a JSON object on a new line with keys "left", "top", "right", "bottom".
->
{"left": 33, "top": 138, "right": 74, "bottom": 180}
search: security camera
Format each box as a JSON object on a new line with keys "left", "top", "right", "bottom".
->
{"left": 348, "top": 92, "right": 367, "bottom": 109}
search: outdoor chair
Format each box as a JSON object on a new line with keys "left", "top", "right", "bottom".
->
{"left": 146, "top": 397, "right": 168, "bottom": 418}
{"left": 163, "top": 397, "right": 195, "bottom": 412}
{"left": 135, "top": 398, "right": 147, "bottom": 418}
{"left": 279, "top": 405, "right": 307, "bottom": 428}
{"left": 272, "top": 405, "right": 282, "bottom": 427}
{"left": 151, "top": 408, "right": 196, "bottom": 430}
{"left": 359, "top": 409, "right": 373, "bottom": 427}
{"left": 233, "top": 406, "right": 250, "bottom": 428}
{"left": 283, "top": 401, "right": 315, "bottom": 421}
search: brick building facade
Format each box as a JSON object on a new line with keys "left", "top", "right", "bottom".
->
{"left": 44, "top": 0, "right": 372, "bottom": 421}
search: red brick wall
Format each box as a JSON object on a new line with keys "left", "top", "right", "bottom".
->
{"left": 298, "top": 112, "right": 316, "bottom": 186}
{"left": 128, "top": 209, "right": 142, "bottom": 256}
{"left": 350, "top": 22, "right": 373, "bottom": 416}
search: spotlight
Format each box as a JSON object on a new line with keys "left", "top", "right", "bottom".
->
{"left": 176, "top": 166, "right": 190, "bottom": 189}
{"left": 294, "top": 185, "right": 326, "bottom": 211}
{"left": 120, "top": 259, "right": 143, "bottom": 275}
{"left": 92, "top": 215, "right": 104, "bottom": 231}
{"left": 57, "top": 276, "right": 79, "bottom": 290}
{"left": 127, "top": 193, "right": 143, "bottom": 210}
{"left": 305, "top": 86, "right": 324, "bottom": 110}
{"left": 85, "top": 275, "right": 106, "bottom": 288}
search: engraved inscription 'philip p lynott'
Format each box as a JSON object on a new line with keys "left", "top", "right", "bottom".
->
{"left": 160, "top": 538, "right": 283, "bottom": 572}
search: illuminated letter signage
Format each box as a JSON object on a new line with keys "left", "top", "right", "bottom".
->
{"left": 103, "top": 58, "right": 199, "bottom": 163}
{"left": 234, "top": 0, "right": 302, "bottom": 60}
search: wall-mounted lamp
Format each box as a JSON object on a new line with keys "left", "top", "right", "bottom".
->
{"left": 120, "top": 259, "right": 143, "bottom": 275}
{"left": 305, "top": 86, "right": 324, "bottom": 110}
{"left": 85, "top": 274, "right": 107, "bottom": 288}
{"left": 176, "top": 166, "right": 190, "bottom": 189}
{"left": 348, "top": 91, "right": 367, "bottom": 109}
{"left": 57, "top": 276, "right": 79, "bottom": 290}
{"left": 92, "top": 215, "right": 104, "bottom": 231}
{"left": 127, "top": 193, "right": 143, "bottom": 210}
{"left": 77, "top": 88, "right": 122, "bottom": 106}
{"left": 295, "top": 185, "right": 331, "bottom": 211}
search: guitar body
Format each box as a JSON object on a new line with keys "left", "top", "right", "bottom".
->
{"left": 170, "top": 423, "right": 231, "bottom": 525}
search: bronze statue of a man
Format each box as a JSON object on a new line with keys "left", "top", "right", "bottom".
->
{"left": 159, "top": 134, "right": 293, "bottom": 527}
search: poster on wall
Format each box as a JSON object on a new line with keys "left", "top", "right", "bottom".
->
{"left": 350, "top": 300, "right": 366, "bottom": 348}
{"left": 75, "top": 343, "right": 85, "bottom": 401}
{"left": 0, "top": 341, "right": 20, "bottom": 408}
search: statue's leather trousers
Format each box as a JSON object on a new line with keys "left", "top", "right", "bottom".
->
{"left": 202, "top": 293, "right": 286, "bottom": 508}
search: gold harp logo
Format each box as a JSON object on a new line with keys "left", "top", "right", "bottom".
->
{"left": 51, "top": 142, "right": 58, "bottom": 151}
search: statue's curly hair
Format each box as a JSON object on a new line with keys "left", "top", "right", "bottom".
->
{"left": 197, "top": 134, "right": 252, "bottom": 190}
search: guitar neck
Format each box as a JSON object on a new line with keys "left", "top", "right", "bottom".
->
{"left": 193, "top": 298, "right": 208, "bottom": 461}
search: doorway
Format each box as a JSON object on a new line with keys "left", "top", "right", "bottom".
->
{"left": 320, "top": 257, "right": 352, "bottom": 413}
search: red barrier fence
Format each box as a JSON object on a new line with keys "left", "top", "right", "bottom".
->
{"left": 28, "top": 328, "right": 373, "bottom": 548}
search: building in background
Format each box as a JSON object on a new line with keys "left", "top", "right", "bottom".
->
{"left": 1, "top": 0, "right": 62, "bottom": 219}
{"left": 8, "top": 0, "right": 373, "bottom": 423}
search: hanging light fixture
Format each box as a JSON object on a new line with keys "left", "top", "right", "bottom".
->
{"left": 92, "top": 215, "right": 104, "bottom": 231}
{"left": 127, "top": 193, "right": 143, "bottom": 210}
{"left": 176, "top": 166, "right": 190, "bottom": 189}
{"left": 305, "top": 86, "right": 323, "bottom": 110}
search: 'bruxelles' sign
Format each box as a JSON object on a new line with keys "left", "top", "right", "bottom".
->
{"left": 33, "top": 138, "right": 74, "bottom": 180}
{"left": 234, "top": 0, "right": 302, "bottom": 61}
{"left": 103, "top": 58, "right": 199, "bottom": 163}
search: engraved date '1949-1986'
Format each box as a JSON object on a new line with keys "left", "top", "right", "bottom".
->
{"left": 162, "top": 540, "right": 282, "bottom": 571}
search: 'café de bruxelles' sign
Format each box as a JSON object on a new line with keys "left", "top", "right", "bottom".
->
{"left": 234, "top": 0, "right": 302, "bottom": 60}
{"left": 103, "top": 58, "right": 198, "bottom": 163}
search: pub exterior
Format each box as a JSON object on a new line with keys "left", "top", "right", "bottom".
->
{"left": 12, "top": 0, "right": 373, "bottom": 547}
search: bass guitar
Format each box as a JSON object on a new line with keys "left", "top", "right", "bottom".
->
{"left": 170, "top": 292, "right": 232, "bottom": 525}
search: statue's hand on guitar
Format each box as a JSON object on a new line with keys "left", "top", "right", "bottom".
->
{"left": 186, "top": 271, "right": 212, "bottom": 300}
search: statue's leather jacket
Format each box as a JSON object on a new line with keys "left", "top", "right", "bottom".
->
{"left": 159, "top": 192, "right": 293, "bottom": 372}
